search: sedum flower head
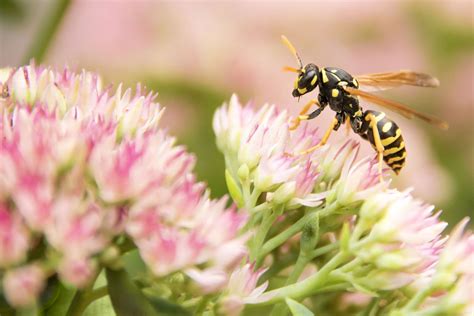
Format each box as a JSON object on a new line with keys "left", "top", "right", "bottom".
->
{"left": 419, "top": 219, "right": 474, "bottom": 315}
{"left": 0, "top": 63, "right": 247, "bottom": 307}
{"left": 349, "top": 190, "right": 447, "bottom": 290}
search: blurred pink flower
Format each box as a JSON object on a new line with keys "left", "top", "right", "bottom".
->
{"left": 58, "top": 256, "right": 98, "bottom": 288}
{"left": 3, "top": 264, "right": 45, "bottom": 307}
{"left": 0, "top": 63, "right": 249, "bottom": 301}
{"left": 0, "top": 204, "right": 30, "bottom": 268}
{"left": 219, "top": 263, "right": 269, "bottom": 316}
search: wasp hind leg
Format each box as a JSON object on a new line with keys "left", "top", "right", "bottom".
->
{"left": 366, "top": 113, "right": 385, "bottom": 182}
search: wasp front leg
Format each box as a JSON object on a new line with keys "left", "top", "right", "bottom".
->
{"left": 295, "top": 116, "right": 342, "bottom": 155}
{"left": 289, "top": 98, "right": 325, "bottom": 130}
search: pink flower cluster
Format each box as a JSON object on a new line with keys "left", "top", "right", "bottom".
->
{"left": 0, "top": 63, "right": 247, "bottom": 307}
{"left": 352, "top": 190, "right": 448, "bottom": 291}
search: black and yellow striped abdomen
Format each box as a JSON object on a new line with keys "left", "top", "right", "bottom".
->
{"left": 363, "top": 110, "right": 406, "bottom": 174}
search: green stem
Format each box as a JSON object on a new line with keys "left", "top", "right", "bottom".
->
{"left": 251, "top": 251, "right": 351, "bottom": 306}
{"left": 259, "top": 212, "right": 316, "bottom": 261}
{"left": 65, "top": 270, "right": 102, "bottom": 316}
{"left": 252, "top": 206, "right": 281, "bottom": 265}
{"left": 67, "top": 288, "right": 109, "bottom": 316}
{"left": 22, "top": 0, "right": 72, "bottom": 63}
{"left": 308, "top": 242, "right": 340, "bottom": 260}
{"left": 285, "top": 254, "right": 309, "bottom": 285}
{"left": 270, "top": 253, "right": 310, "bottom": 316}
{"left": 401, "top": 286, "right": 433, "bottom": 312}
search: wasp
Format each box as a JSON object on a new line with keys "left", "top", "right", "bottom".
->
{"left": 281, "top": 35, "right": 448, "bottom": 176}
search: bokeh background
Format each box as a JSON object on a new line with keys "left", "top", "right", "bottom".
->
{"left": 1, "top": 0, "right": 472, "bottom": 226}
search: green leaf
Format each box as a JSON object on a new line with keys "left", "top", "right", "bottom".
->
{"left": 285, "top": 298, "right": 314, "bottom": 316}
{"left": 300, "top": 213, "right": 320, "bottom": 254}
{"left": 105, "top": 268, "right": 158, "bottom": 316}
{"left": 225, "top": 169, "right": 244, "bottom": 207}
{"left": 43, "top": 284, "right": 76, "bottom": 316}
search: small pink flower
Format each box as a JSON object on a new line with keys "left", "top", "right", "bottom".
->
{"left": 3, "top": 264, "right": 45, "bottom": 307}
{"left": 0, "top": 204, "right": 30, "bottom": 267}
{"left": 333, "top": 148, "right": 388, "bottom": 205}
{"left": 351, "top": 190, "right": 447, "bottom": 291}
{"left": 219, "top": 264, "right": 269, "bottom": 316}
{"left": 58, "top": 256, "right": 98, "bottom": 288}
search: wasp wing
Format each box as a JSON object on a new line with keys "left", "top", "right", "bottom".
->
{"left": 355, "top": 70, "right": 440, "bottom": 92}
{"left": 344, "top": 86, "right": 449, "bottom": 130}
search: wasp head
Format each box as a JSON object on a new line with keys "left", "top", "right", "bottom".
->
{"left": 292, "top": 63, "right": 319, "bottom": 97}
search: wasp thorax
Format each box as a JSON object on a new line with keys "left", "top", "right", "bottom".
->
{"left": 292, "top": 63, "right": 319, "bottom": 97}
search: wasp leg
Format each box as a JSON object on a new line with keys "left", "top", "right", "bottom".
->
{"left": 345, "top": 116, "right": 351, "bottom": 136}
{"left": 296, "top": 117, "right": 338, "bottom": 155}
{"left": 366, "top": 113, "right": 385, "bottom": 182}
{"left": 289, "top": 98, "right": 322, "bottom": 130}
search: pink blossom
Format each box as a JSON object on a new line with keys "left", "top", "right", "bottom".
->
{"left": 58, "top": 256, "right": 98, "bottom": 288}
{"left": 332, "top": 147, "right": 388, "bottom": 205}
{"left": 3, "top": 264, "right": 45, "bottom": 307}
{"left": 0, "top": 204, "right": 30, "bottom": 267}
{"left": 214, "top": 96, "right": 322, "bottom": 207}
{"left": 351, "top": 191, "right": 447, "bottom": 290}
{"left": 219, "top": 264, "right": 269, "bottom": 316}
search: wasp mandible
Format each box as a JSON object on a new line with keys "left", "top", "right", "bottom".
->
{"left": 281, "top": 35, "right": 448, "bottom": 176}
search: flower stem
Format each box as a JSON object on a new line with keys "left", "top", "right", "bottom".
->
{"left": 401, "top": 286, "right": 433, "bottom": 312}
{"left": 22, "top": 0, "right": 72, "bottom": 63}
{"left": 252, "top": 206, "right": 282, "bottom": 265}
{"left": 251, "top": 251, "right": 351, "bottom": 306}
{"left": 308, "top": 242, "right": 340, "bottom": 260}
{"left": 258, "top": 202, "right": 339, "bottom": 262}
{"left": 258, "top": 212, "right": 315, "bottom": 262}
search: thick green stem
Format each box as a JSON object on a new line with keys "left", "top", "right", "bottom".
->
{"left": 252, "top": 206, "right": 281, "bottom": 265}
{"left": 258, "top": 202, "right": 340, "bottom": 262}
{"left": 270, "top": 253, "right": 310, "bottom": 316}
{"left": 308, "top": 242, "right": 340, "bottom": 260}
{"left": 23, "top": 0, "right": 72, "bottom": 63}
{"left": 259, "top": 212, "right": 315, "bottom": 261}
{"left": 285, "top": 254, "right": 309, "bottom": 285}
{"left": 251, "top": 251, "right": 351, "bottom": 306}
{"left": 401, "top": 286, "right": 433, "bottom": 312}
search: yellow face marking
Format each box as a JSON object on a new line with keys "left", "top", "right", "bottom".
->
{"left": 331, "top": 89, "right": 339, "bottom": 98}
{"left": 384, "top": 141, "right": 405, "bottom": 155}
{"left": 321, "top": 69, "right": 329, "bottom": 83}
{"left": 381, "top": 129, "right": 401, "bottom": 146}
{"left": 311, "top": 75, "right": 318, "bottom": 86}
{"left": 294, "top": 79, "right": 298, "bottom": 89}
{"left": 298, "top": 87, "right": 307, "bottom": 94}
{"left": 387, "top": 152, "right": 407, "bottom": 164}
{"left": 382, "top": 122, "right": 393, "bottom": 133}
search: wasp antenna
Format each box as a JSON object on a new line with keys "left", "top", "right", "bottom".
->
{"left": 282, "top": 66, "right": 301, "bottom": 73}
{"left": 281, "top": 35, "right": 303, "bottom": 69}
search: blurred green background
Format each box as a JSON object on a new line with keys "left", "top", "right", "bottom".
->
{"left": 1, "top": 0, "right": 472, "bottom": 226}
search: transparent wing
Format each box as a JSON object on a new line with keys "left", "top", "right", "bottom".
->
{"left": 356, "top": 70, "right": 440, "bottom": 92}
{"left": 344, "top": 86, "right": 449, "bottom": 130}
